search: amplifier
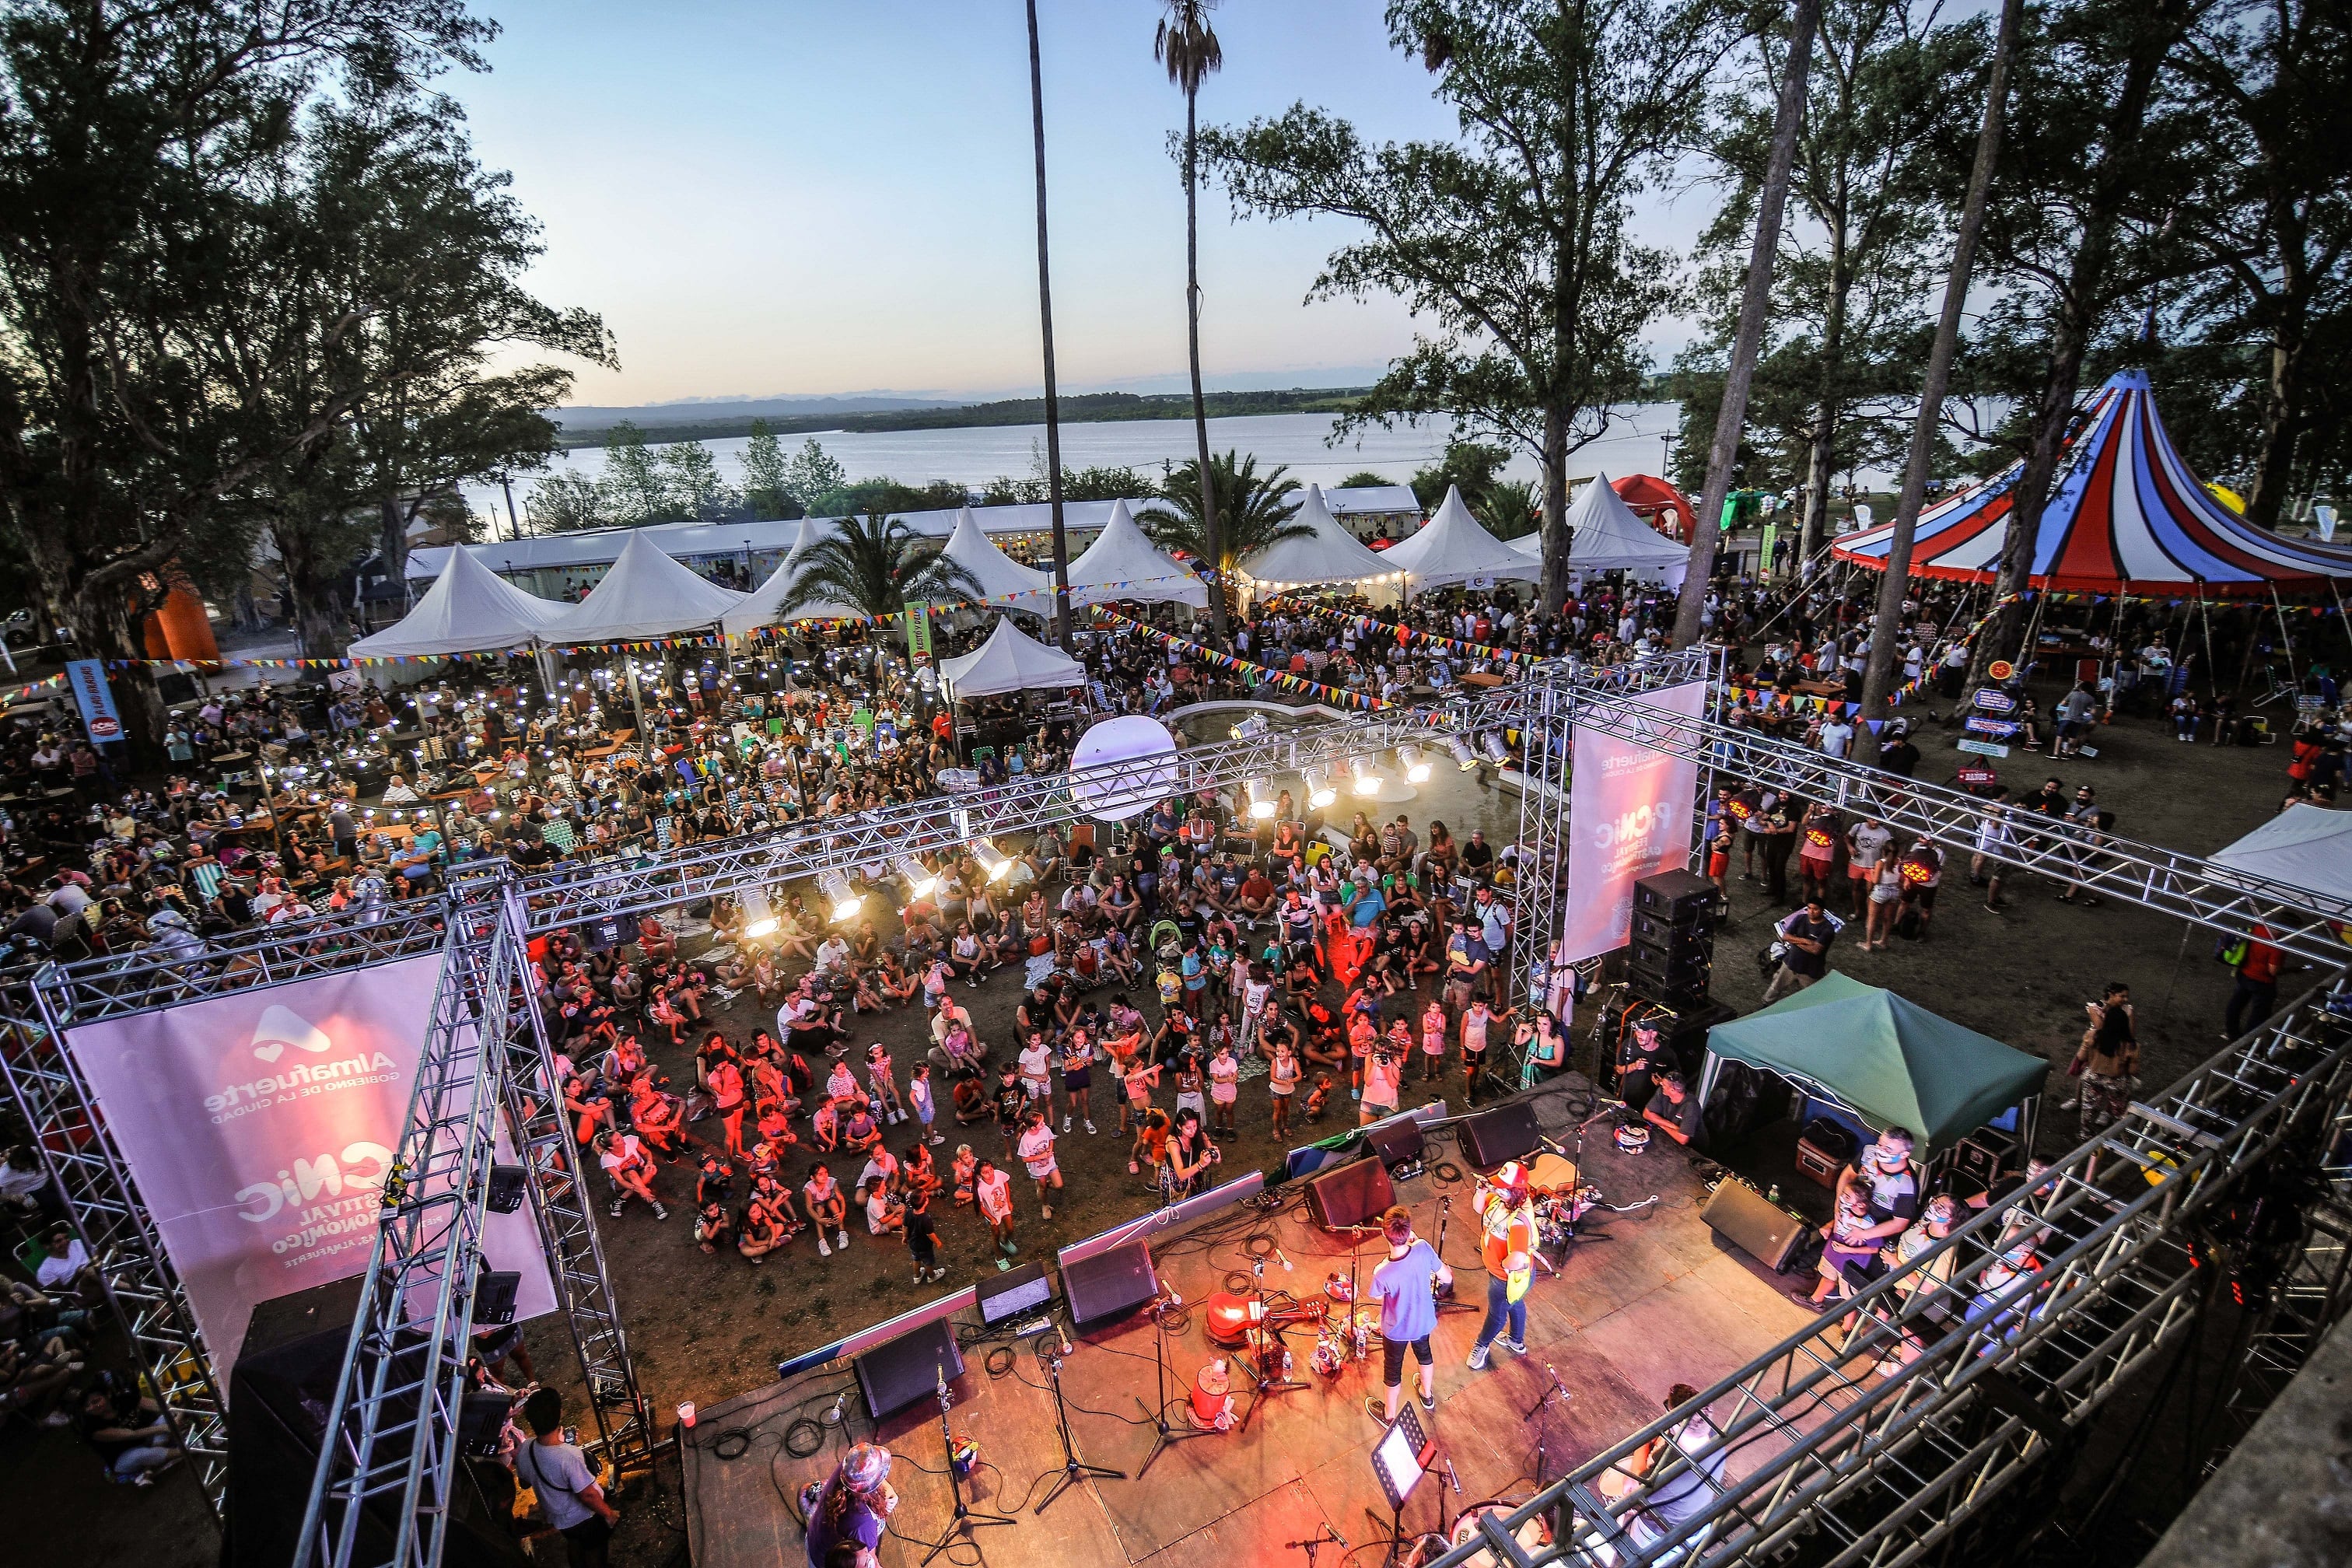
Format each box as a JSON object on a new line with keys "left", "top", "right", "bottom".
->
{"left": 1701, "top": 1180, "right": 1808, "bottom": 1272}
{"left": 1955, "top": 1126, "right": 2019, "bottom": 1189}
{"left": 1363, "top": 1116, "right": 1426, "bottom": 1176}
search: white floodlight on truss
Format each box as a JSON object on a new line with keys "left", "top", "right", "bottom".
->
{"left": 1245, "top": 779, "right": 1276, "bottom": 819}
{"left": 1231, "top": 713, "right": 1271, "bottom": 740}
{"left": 1450, "top": 737, "right": 1479, "bottom": 771}
{"left": 1483, "top": 733, "right": 1511, "bottom": 764}
{"left": 895, "top": 856, "right": 938, "bottom": 899}
{"left": 817, "top": 869, "right": 863, "bottom": 922}
{"left": 1303, "top": 764, "right": 1337, "bottom": 810}
{"left": 1350, "top": 754, "right": 1383, "bottom": 796}
{"left": 971, "top": 842, "right": 1014, "bottom": 883}
{"left": 1397, "top": 744, "right": 1432, "bottom": 783}
{"left": 740, "top": 886, "right": 779, "bottom": 940}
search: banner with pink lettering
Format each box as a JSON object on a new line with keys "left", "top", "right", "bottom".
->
{"left": 1556, "top": 680, "right": 1708, "bottom": 968}
{"left": 64, "top": 954, "right": 555, "bottom": 1388}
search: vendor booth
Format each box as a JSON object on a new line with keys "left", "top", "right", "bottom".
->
{"left": 723, "top": 516, "right": 867, "bottom": 632}
{"left": 348, "top": 544, "right": 571, "bottom": 659}
{"left": 1523, "top": 471, "right": 1691, "bottom": 586}
{"left": 937, "top": 616, "right": 1089, "bottom": 760}
{"left": 1065, "top": 499, "right": 1207, "bottom": 609}
{"left": 2208, "top": 803, "right": 2352, "bottom": 912}
{"left": 1238, "top": 484, "right": 1403, "bottom": 602}
{"left": 940, "top": 506, "right": 1056, "bottom": 620}
{"left": 555, "top": 530, "right": 749, "bottom": 642}
{"left": 1696, "top": 971, "right": 2046, "bottom": 1188}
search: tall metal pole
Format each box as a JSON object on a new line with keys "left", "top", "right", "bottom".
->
{"left": 1671, "top": 0, "right": 1821, "bottom": 646}
{"left": 1027, "top": 0, "right": 1075, "bottom": 649}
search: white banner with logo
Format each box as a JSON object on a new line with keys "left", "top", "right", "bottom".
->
{"left": 1556, "top": 680, "right": 1708, "bottom": 968}
{"left": 64, "top": 954, "right": 555, "bottom": 1388}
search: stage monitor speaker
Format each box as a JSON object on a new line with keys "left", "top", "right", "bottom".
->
{"left": 1060, "top": 1237, "right": 1159, "bottom": 1329}
{"left": 1457, "top": 1102, "right": 1543, "bottom": 1171}
{"left": 1701, "top": 1180, "right": 1808, "bottom": 1272}
{"left": 485, "top": 1164, "right": 527, "bottom": 1214}
{"left": 1304, "top": 1155, "right": 1395, "bottom": 1233}
{"left": 1363, "top": 1116, "right": 1425, "bottom": 1173}
{"left": 855, "top": 1318, "right": 964, "bottom": 1423}
{"left": 1628, "top": 942, "right": 1713, "bottom": 989}
{"left": 473, "top": 1268, "right": 520, "bottom": 1326}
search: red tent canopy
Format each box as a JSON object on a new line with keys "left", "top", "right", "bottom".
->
{"left": 1610, "top": 474, "right": 1697, "bottom": 542}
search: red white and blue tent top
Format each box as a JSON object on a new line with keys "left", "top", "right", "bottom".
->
{"left": 1834, "top": 369, "right": 2352, "bottom": 593}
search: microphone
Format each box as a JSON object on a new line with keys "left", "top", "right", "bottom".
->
{"left": 1273, "top": 1246, "right": 1293, "bottom": 1272}
{"left": 1059, "top": 1316, "right": 1073, "bottom": 1356}
{"left": 936, "top": 1362, "right": 947, "bottom": 1400}
{"left": 1445, "top": 1458, "right": 1462, "bottom": 1495}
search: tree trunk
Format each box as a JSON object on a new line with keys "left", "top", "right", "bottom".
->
{"left": 379, "top": 494, "right": 409, "bottom": 589}
{"left": 1970, "top": 0, "right": 2190, "bottom": 684}
{"left": 1796, "top": 227, "right": 1853, "bottom": 572}
{"left": 1538, "top": 406, "right": 1570, "bottom": 611}
{"left": 1856, "top": 0, "right": 2021, "bottom": 761}
{"left": 275, "top": 520, "right": 352, "bottom": 662}
{"left": 1027, "top": 0, "right": 1073, "bottom": 649}
{"left": 1185, "top": 89, "right": 1226, "bottom": 642}
{"left": 1675, "top": 0, "right": 1821, "bottom": 648}
{"left": 2242, "top": 292, "right": 2307, "bottom": 530}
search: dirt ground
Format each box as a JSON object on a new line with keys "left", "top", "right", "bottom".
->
{"left": 7, "top": 663, "right": 2311, "bottom": 1568}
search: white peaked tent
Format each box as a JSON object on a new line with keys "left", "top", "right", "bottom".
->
{"left": 939, "top": 616, "right": 1086, "bottom": 698}
{"left": 1067, "top": 499, "right": 1206, "bottom": 608}
{"left": 723, "top": 517, "right": 866, "bottom": 633}
{"left": 941, "top": 506, "right": 1055, "bottom": 617}
{"left": 1381, "top": 485, "right": 1540, "bottom": 594}
{"left": 350, "top": 544, "right": 571, "bottom": 657}
{"left": 1240, "top": 484, "right": 1397, "bottom": 593}
{"left": 1565, "top": 473, "right": 1689, "bottom": 584}
{"left": 553, "top": 530, "right": 747, "bottom": 642}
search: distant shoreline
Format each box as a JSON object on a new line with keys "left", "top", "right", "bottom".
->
{"left": 553, "top": 387, "right": 1369, "bottom": 450}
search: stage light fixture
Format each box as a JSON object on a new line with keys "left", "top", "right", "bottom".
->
{"left": 740, "top": 887, "right": 779, "bottom": 940}
{"left": 1450, "top": 737, "right": 1479, "bottom": 771}
{"left": 895, "top": 855, "right": 938, "bottom": 899}
{"left": 1303, "top": 764, "right": 1337, "bottom": 809}
{"left": 971, "top": 842, "right": 1014, "bottom": 883}
{"left": 1245, "top": 779, "right": 1276, "bottom": 819}
{"left": 1350, "top": 755, "right": 1382, "bottom": 796}
{"left": 1483, "top": 733, "right": 1511, "bottom": 764}
{"left": 1397, "top": 744, "right": 1431, "bottom": 783}
{"left": 817, "top": 870, "right": 863, "bottom": 922}
{"left": 1231, "top": 714, "right": 1270, "bottom": 740}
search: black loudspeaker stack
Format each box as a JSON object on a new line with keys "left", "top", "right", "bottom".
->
{"left": 1060, "top": 1238, "right": 1160, "bottom": 1328}
{"left": 1700, "top": 1179, "right": 1808, "bottom": 1272}
{"left": 1455, "top": 1101, "right": 1542, "bottom": 1171}
{"left": 1629, "top": 869, "right": 1720, "bottom": 1012}
{"left": 856, "top": 1318, "right": 964, "bottom": 1421}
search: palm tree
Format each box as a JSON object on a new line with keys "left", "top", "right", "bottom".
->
{"left": 1143, "top": 451, "right": 1310, "bottom": 611}
{"left": 779, "top": 512, "right": 985, "bottom": 621}
{"left": 1475, "top": 479, "right": 1540, "bottom": 541}
{"left": 1025, "top": 0, "right": 1073, "bottom": 649}
{"left": 1155, "top": 0, "right": 1226, "bottom": 643}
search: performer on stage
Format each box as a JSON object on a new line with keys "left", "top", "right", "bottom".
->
{"left": 798, "top": 1441, "right": 897, "bottom": 1568}
{"left": 1366, "top": 1204, "right": 1453, "bottom": 1423}
{"left": 1467, "top": 1161, "right": 1539, "bottom": 1371}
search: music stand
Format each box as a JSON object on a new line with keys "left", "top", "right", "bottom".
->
{"left": 1363, "top": 1405, "right": 1435, "bottom": 1568}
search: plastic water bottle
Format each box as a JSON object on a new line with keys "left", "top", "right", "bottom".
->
{"left": 1766, "top": 1183, "right": 1782, "bottom": 1206}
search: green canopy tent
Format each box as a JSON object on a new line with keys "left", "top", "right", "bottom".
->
{"left": 1696, "top": 971, "right": 2048, "bottom": 1155}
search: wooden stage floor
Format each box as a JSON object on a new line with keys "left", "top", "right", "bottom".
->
{"left": 680, "top": 1083, "right": 1816, "bottom": 1566}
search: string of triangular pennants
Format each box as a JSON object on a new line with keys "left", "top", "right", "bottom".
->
{"left": 1091, "top": 607, "right": 1393, "bottom": 711}
{"left": 1725, "top": 590, "right": 2025, "bottom": 728}
{"left": 1262, "top": 599, "right": 1537, "bottom": 667}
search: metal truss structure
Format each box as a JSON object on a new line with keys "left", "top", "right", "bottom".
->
{"left": 1556, "top": 688, "right": 2352, "bottom": 966}
{"left": 1430, "top": 979, "right": 2352, "bottom": 1568}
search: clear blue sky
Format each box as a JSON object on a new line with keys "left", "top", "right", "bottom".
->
{"left": 450, "top": 1, "right": 1706, "bottom": 407}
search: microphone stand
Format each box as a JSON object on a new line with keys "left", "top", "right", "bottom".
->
{"left": 1521, "top": 1361, "right": 1572, "bottom": 1423}
{"left": 1430, "top": 1197, "right": 1476, "bottom": 1316}
{"left": 1236, "top": 1254, "right": 1308, "bottom": 1432}
{"left": 918, "top": 1366, "right": 1013, "bottom": 1565}
{"left": 1135, "top": 1293, "right": 1214, "bottom": 1477}
{"left": 1033, "top": 1323, "right": 1124, "bottom": 1515}
{"left": 1287, "top": 1524, "right": 1345, "bottom": 1566}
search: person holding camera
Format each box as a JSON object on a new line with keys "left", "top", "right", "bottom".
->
{"left": 514, "top": 1388, "right": 618, "bottom": 1568}
{"left": 1360, "top": 1029, "right": 1404, "bottom": 1125}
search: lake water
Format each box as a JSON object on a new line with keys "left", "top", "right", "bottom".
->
{"left": 464, "top": 404, "right": 1689, "bottom": 526}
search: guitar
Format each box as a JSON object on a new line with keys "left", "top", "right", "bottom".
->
{"left": 1200, "top": 1292, "right": 1328, "bottom": 1348}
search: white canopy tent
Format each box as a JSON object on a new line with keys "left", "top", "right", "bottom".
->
{"left": 2210, "top": 804, "right": 2352, "bottom": 906}
{"left": 350, "top": 544, "right": 571, "bottom": 658}
{"left": 1380, "top": 485, "right": 1540, "bottom": 595}
{"left": 1239, "top": 484, "right": 1400, "bottom": 597}
{"left": 722, "top": 517, "right": 866, "bottom": 633}
{"left": 1559, "top": 472, "right": 1689, "bottom": 585}
{"left": 941, "top": 506, "right": 1056, "bottom": 618}
{"left": 939, "top": 616, "right": 1087, "bottom": 699}
{"left": 552, "top": 530, "right": 747, "bottom": 642}
{"left": 1066, "top": 499, "right": 1206, "bottom": 608}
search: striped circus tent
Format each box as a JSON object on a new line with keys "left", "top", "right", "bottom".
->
{"left": 1834, "top": 369, "right": 2352, "bottom": 593}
